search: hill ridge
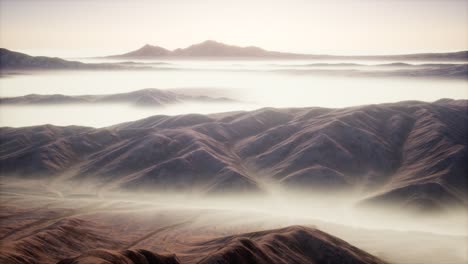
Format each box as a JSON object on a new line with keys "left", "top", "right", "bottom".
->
{"left": 1, "top": 100, "right": 466, "bottom": 211}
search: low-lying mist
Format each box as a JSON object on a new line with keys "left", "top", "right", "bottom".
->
{"left": 0, "top": 101, "right": 256, "bottom": 127}
{"left": 1, "top": 59, "right": 467, "bottom": 264}
{"left": 1, "top": 69, "right": 467, "bottom": 127}
{"left": 2, "top": 177, "right": 466, "bottom": 236}
{"left": 2, "top": 176, "right": 467, "bottom": 264}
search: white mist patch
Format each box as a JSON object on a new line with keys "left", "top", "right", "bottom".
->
{"left": 1, "top": 63, "right": 467, "bottom": 127}
{"left": 0, "top": 101, "right": 257, "bottom": 127}
{"left": 3, "top": 177, "right": 466, "bottom": 236}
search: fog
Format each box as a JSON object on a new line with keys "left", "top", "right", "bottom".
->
{"left": 1, "top": 60, "right": 467, "bottom": 263}
{"left": 1, "top": 59, "right": 467, "bottom": 127}
{"left": 1, "top": 177, "right": 467, "bottom": 264}
{"left": 0, "top": 102, "right": 258, "bottom": 127}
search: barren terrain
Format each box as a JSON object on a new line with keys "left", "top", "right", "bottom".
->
{"left": 0, "top": 184, "right": 466, "bottom": 264}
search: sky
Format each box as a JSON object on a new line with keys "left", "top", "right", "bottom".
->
{"left": 0, "top": 0, "right": 467, "bottom": 57}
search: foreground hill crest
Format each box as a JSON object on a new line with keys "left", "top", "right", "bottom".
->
{"left": 54, "top": 226, "right": 386, "bottom": 264}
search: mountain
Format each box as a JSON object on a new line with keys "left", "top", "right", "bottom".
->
{"left": 0, "top": 100, "right": 467, "bottom": 210}
{"left": 170, "top": 40, "right": 287, "bottom": 57}
{"left": 108, "top": 40, "right": 292, "bottom": 59}
{"left": 55, "top": 226, "right": 385, "bottom": 264}
{"left": 107, "top": 44, "right": 171, "bottom": 58}
{"left": 0, "top": 88, "right": 234, "bottom": 106}
{"left": 0, "top": 48, "right": 124, "bottom": 70}
{"left": 107, "top": 40, "right": 468, "bottom": 61}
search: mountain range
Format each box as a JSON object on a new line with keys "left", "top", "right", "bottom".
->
{"left": 2, "top": 47, "right": 467, "bottom": 80}
{"left": 107, "top": 40, "right": 468, "bottom": 60}
{"left": 0, "top": 48, "right": 125, "bottom": 70}
{"left": 107, "top": 40, "right": 294, "bottom": 59}
{"left": 0, "top": 88, "right": 234, "bottom": 107}
{"left": 1, "top": 99, "right": 466, "bottom": 211}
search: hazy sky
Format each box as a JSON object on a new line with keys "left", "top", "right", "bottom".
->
{"left": 1, "top": 0, "right": 467, "bottom": 57}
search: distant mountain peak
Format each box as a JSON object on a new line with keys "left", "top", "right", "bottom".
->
{"left": 110, "top": 44, "right": 170, "bottom": 58}
{"left": 188, "top": 40, "right": 258, "bottom": 48}
{"left": 108, "top": 40, "right": 278, "bottom": 58}
{"left": 199, "top": 39, "right": 220, "bottom": 45}
{"left": 169, "top": 40, "right": 272, "bottom": 57}
{"left": 105, "top": 41, "right": 468, "bottom": 60}
{"left": 140, "top": 43, "right": 165, "bottom": 49}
